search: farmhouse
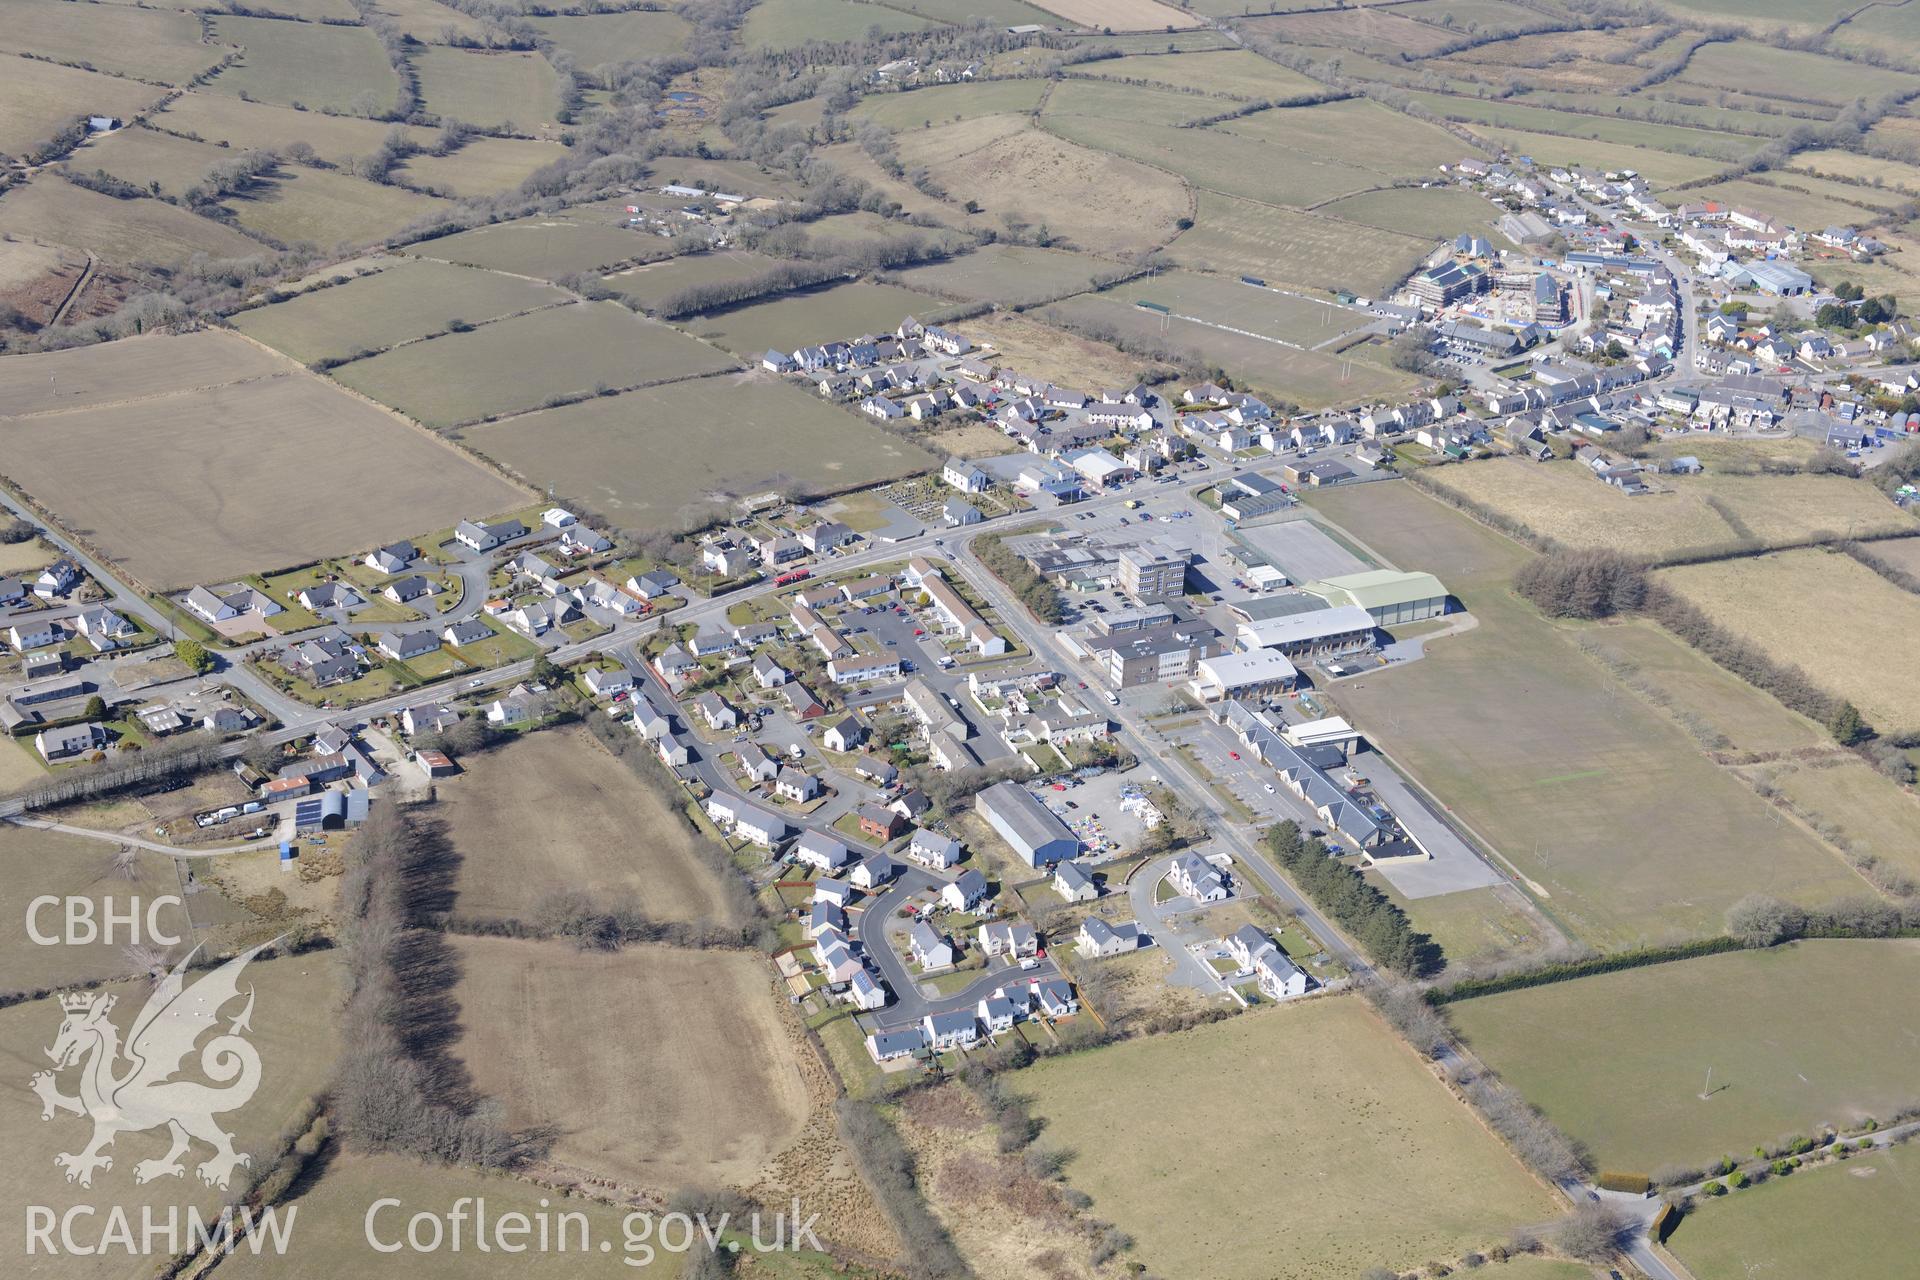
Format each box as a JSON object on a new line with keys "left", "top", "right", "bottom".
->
{"left": 976, "top": 780, "right": 1077, "bottom": 867}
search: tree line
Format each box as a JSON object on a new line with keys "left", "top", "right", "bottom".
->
{"left": 1263, "top": 821, "right": 1442, "bottom": 978}
{"left": 971, "top": 532, "right": 1065, "bottom": 625}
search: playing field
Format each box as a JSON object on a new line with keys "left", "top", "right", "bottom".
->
{"left": 1304, "top": 481, "right": 1862, "bottom": 951}
{"left": 1171, "top": 190, "right": 1437, "bottom": 296}
{"left": 0, "top": 823, "right": 192, "bottom": 993}
{"left": 1668, "top": 1141, "right": 1920, "bottom": 1280}
{"left": 223, "top": 165, "right": 448, "bottom": 250}
{"left": 900, "top": 119, "right": 1189, "bottom": 258}
{"left": 0, "top": 330, "right": 527, "bottom": 586}
{"left": 1658, "top": 548, "right": 1920, "bottom": 735}
{"left": 443, "top": 724, "right": 746, "bottom": 926}
{"left": 686, "top": 280, "right": 942, "bottom": 357}
{"left": 405, "top": 214, "right": 660, "bottom": 278}
{"left": 1018, "top": 998, "right": 1559, "bottom": 1279}
{"left": 891, "top": 244, "right": 1114, "bottom": 306}
{"left": 528, "top": 9, "right": 691, "bottom": 67}
{"left": 331, "top": 301, "right": 737, "bottom": 428}
{"left": 0, "top": 175, "right": 263, "bottom": 265}
{"left": 1423, "top": 458, "right": 1917, "bottom": 561}
{"left": 451, "top": 936, "right": 811, "bottom": 1189}
{"left": 1449, "top": 940, "right": 1920, "bottom": 1171}
{"left": 462, "top": 372, "right": 938, "bottom": 532}
{"left": 206, "top": 16, "right": 401, "bottom": 115}
{"left": 413, "top": 47, "right": 558, "bottom": 131}
{"left": 0, "top": 0, "right": 225, "bottom": 84}
{"left": 0, "top": 953, "right": 343, "bottom": 1280}
{"left": 233, "top": 259, "right": 568, "bottom": 364}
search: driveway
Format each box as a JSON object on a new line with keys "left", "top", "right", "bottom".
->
{"left": 1348, "top": 748, "right": 1506, "bottom": 899}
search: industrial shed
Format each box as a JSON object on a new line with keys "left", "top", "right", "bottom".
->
{"left": 1305, "top": 570, "right": 1449, "bottom": 626}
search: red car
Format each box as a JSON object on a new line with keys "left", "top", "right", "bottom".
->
{"left": 913, "top": 628, "right": 924, "bottom": 636}
{"left": 1228, "top": 750, "right": 1240, "bottom": 760}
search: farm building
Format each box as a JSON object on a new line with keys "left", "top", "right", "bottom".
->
{"left": 976, "top": 780, "right": 1078, "bottom": 868}
{"left": 1304, "top": 570, "right": 1449, "bottom": 625}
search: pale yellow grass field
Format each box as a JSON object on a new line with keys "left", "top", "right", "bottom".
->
{"left": 1770, "top": 758, "right": 1920, "bottom": 884}
{"left": 450, "top": 936, "right": 810, "bottom": 1191}
{"left": 441, "top": 724, "right": 745, "bottom": 925}
{"left": 0, "top": 823, "right": 193, "bottom": 992}
{"left": 1019, "top": 998, "right": 1559, "bottom": 1279}
{"left": 1427, "top": 457, "right": 1915, "bottom": 559}
{"left": 1658, "top": 548, "right": 1920, "bottom": 733}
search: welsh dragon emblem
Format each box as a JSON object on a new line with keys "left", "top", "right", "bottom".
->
{"left": 31, "top": 940, "right": 273, "bottom": 1189}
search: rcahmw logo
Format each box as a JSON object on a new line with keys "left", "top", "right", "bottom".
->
{"left": 31, "top": 939, "right": 273, "bottom": 1190}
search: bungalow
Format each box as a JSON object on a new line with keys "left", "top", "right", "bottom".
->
{"left": 851, "top": 853, "right": 899, "bottom": 890}
{"left": 583, "top": 666, "right": 634, "bottom": 699}
{"left": 576, "top": 577, "right": 643, "bottom": 617}
{"left": 978, "top": 921, "right": 1038, "bottom": 958}
{"left": 298, "top": 583, "right": 363, "bottom": 612}
{"left": 823, "top": 714, "right": 867, "bottom": 752}
{"left": 1168, "top": 852, "right": 1229, "bottom": 902}
{"left": 0, "top": 577, "right": 22, "bottom": 606}
{"left": 688, "top": 626, "right": 738, "bottom": 658}
{"left": 1077, "top": 917, "right": 1142, "bottom": 958}
{"left": 453, "top": 518, "right": 527, "bottom": 552}
{"left": 775, "top": 767, "right": 820, "bottom": 803}
{"left": 858, "top": 804, "right": 907, "bottom": 841}
{"left": 1052, "top": 861, "right": 1099, "bottom": 902}
{"left": 708, "top": 797, "right": 788, "bottom": 847}
{"left": 365, "top": 542, "right": 416, "bottom": 574}
{"left": 921, "top": 1009, "right": 978, "bottom": 1051}
{"left": 383, "top": 575, "right": 438, "bottom": 605}
{"left": 627, "top": 570, "right": 681, "bottom": 601}
{"left": 784, "top": 683, "right": 827, "bottom": 719}
{"left": 1031, "top": 978, "right": 1078, "bottom": 1019}
{"left": 378, "top": 630, "right": 440, "bottom": 661}
{"left": 909, "top": 922, "right": 955, "bottom": 970}
{"left": 852, "top": 753, "right": 897, "bottom": 786}
{"left": 796, "top": 830, "right": 850, "bottom": 872}
{"left": 941, "top": 868, "right": 990, "bottom": 912}
{"left": 558, "top": 524, "right": 611, "bottom": 556}
{"left": 442, "top": 617, "right": 492, "bottom": 647}
{"left": 184, "top": 584, "right": 281, "bottom": 624}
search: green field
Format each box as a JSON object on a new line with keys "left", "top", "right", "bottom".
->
{"left": 852, "top": 78, "right": 1049, "bottom": 130}
{"left": 1303, "top": 481, "right": 1862, "bottom": 951}
{"left": 1676, "top": 41, "right": 1919, "bottom": 107}
{"left": 1217, "top": 97, "right": 1473, "bottom": 178}
{"left": 1463, "top": 125, "right": 1729, "bottom": 186}
{"left": 62, "top": 125, "right": 233, "bottom": 199}
{"left": 0, "top": 57, "right": 167, "bottom": 160}
{"left": 155, "top": 91, "right": 433, "bottom": 167}
{"left": 1241, "top": 7, "right": 1461, "bottom": 58}
{"left": 1662, "top": 174, "right": 1901, "bottom": 231}
{"left": 1171, "top": 190, "right": 1437, "bottom": 296}
{"left": 462, "top": 372, "right": 939, "bottom": 532}
{"left": 207, "top": 16, "right": 400, "bottom": 115}
{"left": 392, "top": 136, "right": 567, "bottom": 198}
{"left": 1449, "top": 941, "right": 1920, "bottom": 1171}
{"left": 414, "top": 47, "right": 558, "bottom": 131}
{"left": 1405, "top": 91, "right": 1769, "bottom": 163}
{"left": 742, "top": 0, "right": 936, "bottom": 51}
{"left": 0, "top": 175, "right": 262, "bottom": 264}
{"left": 600, "top": 249, "right": 783, "bottom": 311}
{"left": 1065, "top": 48, "right": 1325, "bottom": 100}
{"left": 0, "top": 0, "right": 226, "bottom": 83}
{"left": 0, "top": 824, "right": 193, "bottom": 992}
{"left": 686, "top": 280, "right": 943, "bottom": 357}
{"left": 1831, "top": 1, "right": 1920, "bottom": 58}
{"left": 404, "top": 213, "right": 660, "bottom": 277}
{"left": 1018, "top": 999, "right": 1559, "bottom": 1279}
{"left": 223, "top": 165, "right": 447, "bottom": 250}
{"left": 233, "top": 259, "right": 568, "bottom": 363}
{"left": 332, "top": 301, "right": 736, "bottom": 428}
{"left": 367, "top": 0, "right": 488, "bottom": 40}
{"left": 1317, "top": 186, "right": 1512, "bottom": 245}
{"left": 529, "top": 9, "right": 692, "bottom": 67}
{"left": 1042, "top": 76, "right": 1232, "bottom": 126}
{"left": 1668, "top": 1141, "right": 1920, "bottom": 1280}
{"left": 891, "top": 243, "right": 1115, "bottom": 305}
{"left": 1045, "top": 112, "right": 1385, "bottom": 208}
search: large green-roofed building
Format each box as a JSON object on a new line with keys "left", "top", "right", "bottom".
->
{"left": 1304, "top": 569, "right": 1448, "bottom": 625}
